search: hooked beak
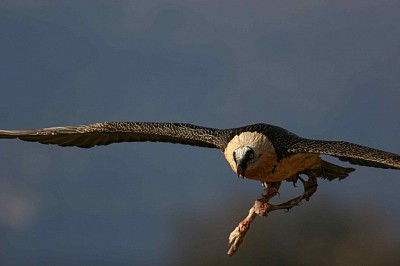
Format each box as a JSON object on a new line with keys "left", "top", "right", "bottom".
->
{"left": 236, "top": 160, "right": 247, "bottom": 178}
{"left": 233, "top": 146, "right": 254, "bottom": 178}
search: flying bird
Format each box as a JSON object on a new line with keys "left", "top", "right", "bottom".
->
{"left": 0, "top": 122, "right": 399, "bottom": 184}
{"left": 3, "top": 121, "right": 399, "bottom": 256}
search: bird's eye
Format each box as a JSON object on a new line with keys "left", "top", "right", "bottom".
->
{"left": 248, "top": 151, "right": 255, "bottom": 159}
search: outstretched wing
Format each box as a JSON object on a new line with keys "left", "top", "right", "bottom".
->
{"left": 0, "top": 122, "right": 229, "bottom": 149}
{"left": 288, "top": 139, "right": 400, "bottom": 170}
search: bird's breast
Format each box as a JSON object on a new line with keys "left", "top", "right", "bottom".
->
{"left": 245, "top": 153, "right": 322, "bottom": 182}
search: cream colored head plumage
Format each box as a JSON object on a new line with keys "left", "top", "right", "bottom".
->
{"left": 223, "top": 132, "right": 276, "bottom": 178}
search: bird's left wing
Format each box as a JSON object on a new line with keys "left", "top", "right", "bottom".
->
{"left": 0, "top": 122, "right": 229, "bottom": 149}
{"left": 288, "top": 139, "right": 400, "bottom": 170}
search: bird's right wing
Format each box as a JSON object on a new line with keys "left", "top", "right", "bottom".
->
{"left": 0, "top": 122, "right": 230, "bottom": 149}
{"left": 288, "top": 139, "right": 400, "bottom": 170}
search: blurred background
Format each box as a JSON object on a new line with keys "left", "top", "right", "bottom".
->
{"left": 1, "top": 1, "right": 400, "bottom": 265}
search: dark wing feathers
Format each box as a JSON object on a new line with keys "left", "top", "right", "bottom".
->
{"left": 288, "top": 139, "right": 400, "bottom": 170}
{"left": 0, "top": 122, "right": 228, "bottom": 149}
{"left": 1, "top": 121, "right": 399, "bottom": 170}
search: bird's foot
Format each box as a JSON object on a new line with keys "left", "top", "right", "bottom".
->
{"left": 261, "top": 181, "right": 281, "bottom": 199}
{"left": 285, "top": 174, "right": 301, "bottom": 187}
{"left": 298, "top": 172, "right": 318, "bottom": 201}
{"left": 255, "top": 182, "right": 281, "bottom": 216}
{"left": 269, "top": 174, "right": 318, "bottom": 212}
{"left": 254, "top": 199, "right": 270, "bottom": 216}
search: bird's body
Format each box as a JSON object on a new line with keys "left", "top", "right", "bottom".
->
{"left": 0, "top": 122, "right": 399, "bottom": 183}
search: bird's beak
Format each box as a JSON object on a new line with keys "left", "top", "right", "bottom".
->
{"left": 233, "top": 146, "right": 253, "bottom": 178}
{"left": 236, "top": 159, "right": 247, "bottom": 178}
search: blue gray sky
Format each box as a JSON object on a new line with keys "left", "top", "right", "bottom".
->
{"left": 1, "top": 1, "right": 400, "bottom": 265}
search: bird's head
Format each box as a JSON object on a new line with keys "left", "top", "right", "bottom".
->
{"left": 224, "top": 131, "right": 275, "bottom": 180}
{"left": 233, "top": 146, "right": 259, "bottom": 177}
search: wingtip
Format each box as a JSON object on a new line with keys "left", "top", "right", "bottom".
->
{"left": 0, "top": 130, "right": 19, "bottom": 138}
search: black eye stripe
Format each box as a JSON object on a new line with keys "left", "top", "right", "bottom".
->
{"left": 233, "top": 147, "right": 255, "bottom": 165}
{"left": 245, "top": 148, "right": 254, "bottom": 157}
